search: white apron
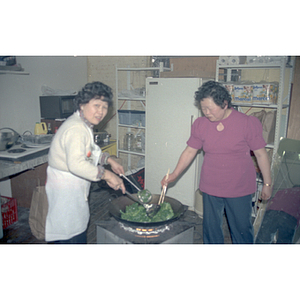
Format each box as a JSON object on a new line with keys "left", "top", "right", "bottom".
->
{"left": 45, "top": 123, "right": 101, "bottom": 242}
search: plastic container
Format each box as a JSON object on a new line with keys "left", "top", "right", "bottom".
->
{"left": 34, "top": 122, "right": 47, "bottom": 135}
{"left": 118, "top": 110, "right": 145, "bottom": 127}
{"left": 21, "top": 134, "right": 53, "bottom": 144}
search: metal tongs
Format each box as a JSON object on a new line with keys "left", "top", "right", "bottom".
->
{"left": 120, "top": 174, "right": 152, "bottom": 204}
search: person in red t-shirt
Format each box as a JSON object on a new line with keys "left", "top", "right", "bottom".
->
{"left": 161, "top": 81, "right": 272, "bottom": 244}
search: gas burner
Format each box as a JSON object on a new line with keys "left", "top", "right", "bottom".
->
{"left": 0, "top": 143, "right": 50, "bottom": 161}
{"left": 119, "top": 222, "right": 171, "bottom": 236}
{"left": 96, "top": 218, "right": 194, "bottom": 244}
{"left": 8, "top": 148, "right": 26, "bottom": 153}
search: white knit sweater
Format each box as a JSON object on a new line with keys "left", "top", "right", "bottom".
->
{"left": 48, "top": 112, "right": 100, "bottom": 181}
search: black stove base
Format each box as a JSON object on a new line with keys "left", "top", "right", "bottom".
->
{"left": 96, "top": 218, "right": 194, "bottom": 244}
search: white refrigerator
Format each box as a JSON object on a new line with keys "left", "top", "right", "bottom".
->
{"left": 145, "top": 77, "right": 208, "bottom": 207}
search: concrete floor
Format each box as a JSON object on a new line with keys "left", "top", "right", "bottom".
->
{"left": 1, "top": 182, "right": 232, "bottom": 244}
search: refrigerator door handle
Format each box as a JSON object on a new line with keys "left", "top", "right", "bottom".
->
{"left": 191, "top": 115, "right": 194, "bottom": 128}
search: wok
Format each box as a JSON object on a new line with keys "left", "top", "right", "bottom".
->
{"left": 108, "top": 193, "right": 188, "bottom": 227}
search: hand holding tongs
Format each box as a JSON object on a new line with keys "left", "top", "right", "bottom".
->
{"left": 119, "top": 174, "right": 141, "bottom": 192}
{"left": 158, "top": 169, "right": 170, "bottom": 205}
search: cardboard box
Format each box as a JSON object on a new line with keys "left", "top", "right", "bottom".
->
{"left": 234, "top": 83, "right": 253, "bottom": 104}
{"left": 253, "top": 82, "right": 278, "bottom": 105}
{"left": 1, "top": 196, "right": 18, "bottom": 229}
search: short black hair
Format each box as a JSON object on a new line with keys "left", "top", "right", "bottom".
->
{"left": 74, "top": 81, "right": 113, "bottom": 111}
{"left": 195, "top": 80, "right": 232, "bottom": 109}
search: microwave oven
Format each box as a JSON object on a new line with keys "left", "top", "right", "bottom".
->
{"left": 39, "top": 95, "right": 76, "bottom": 119}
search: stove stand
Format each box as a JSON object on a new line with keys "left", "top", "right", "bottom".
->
{"left": 0, "top": 143, "right": 50, "bottom": 162}
{"left": 96, "top": 218, "right": 194, "bottom": 244}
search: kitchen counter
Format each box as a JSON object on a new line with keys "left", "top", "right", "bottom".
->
{"left": 0, "top": 153, "right": 48, "bottom": 180}
{"left": 0, "top": 140, "right": 117, "bottom": 180}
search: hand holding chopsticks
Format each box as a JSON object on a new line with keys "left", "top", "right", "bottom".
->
{"left": 158, "top": 169, "right": 170, "bottom": 205}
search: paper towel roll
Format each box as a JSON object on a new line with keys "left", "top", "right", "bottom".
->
{"left": 246, "top": 56, "right": 265, "bottom": 64}
{"left": 228, "top": 56, "right": 239, "bottom": 65}
{"left": 219, "top": 56, "right": 229, "bottom": 65}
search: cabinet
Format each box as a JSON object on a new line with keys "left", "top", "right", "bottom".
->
{"left": 11, "top": 162, "right": 48, "bottom": 208}
{"left": 216, "top": 57, "right": 295, "bottom": 167}
{"left": 116, "top": 62, "right": 172, "bottom": 172}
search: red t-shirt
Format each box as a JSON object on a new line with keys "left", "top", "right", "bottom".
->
{"left": 187, "top": 108, "right": 266, "bottom": 198}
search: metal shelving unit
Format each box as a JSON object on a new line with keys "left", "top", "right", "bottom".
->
{"left": 116, "top": 62, "right": 172, "bottom": 171}
{"left": 216, "top": 57, "right": 295, "bottom": 166}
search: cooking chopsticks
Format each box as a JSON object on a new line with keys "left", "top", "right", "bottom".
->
{"left": 158, "top": 169, "right": 170, "bottom": 205}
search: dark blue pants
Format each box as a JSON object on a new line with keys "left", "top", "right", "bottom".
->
{"left": 50, "top": 230, "right": 87, "bottom": 244}
{"left": 202, "top": 193, "right": 254, "bottom": 244}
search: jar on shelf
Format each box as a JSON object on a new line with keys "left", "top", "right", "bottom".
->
{"left": 124, "top": 133, "right": 135, "bottom": 151}
{"left": 135, "top": 133, "right": 143, "bottom": 151}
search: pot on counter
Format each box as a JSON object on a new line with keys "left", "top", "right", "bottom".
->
{"left": 94, "top": 131, "right": 110, "bottom": 145}
{"left": 0, "top": 128, "right": 20, "bottom": 151}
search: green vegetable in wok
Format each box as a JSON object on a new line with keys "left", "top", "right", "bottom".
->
{"left": 120, "top": 202, "right": 174, "bottom": 223}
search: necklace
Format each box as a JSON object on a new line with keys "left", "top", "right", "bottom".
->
{"left": 216, "top": 122, "right": 224, "bottom": 131}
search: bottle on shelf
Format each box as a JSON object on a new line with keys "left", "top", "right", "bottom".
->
{"left": 47, "top": 123, "right": 52, "bottom": 134}
{"left": 124, "top": 133, "right": 135, "bottom": 151}
{"left": 134, "top": 130, "right": 145, "bottom": 152}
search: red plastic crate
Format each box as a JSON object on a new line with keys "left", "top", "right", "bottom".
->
{"left": 1, "top": 196, "right": 18, "bottom": 229}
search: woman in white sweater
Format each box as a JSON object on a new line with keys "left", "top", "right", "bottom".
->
{"left": 45, "top": 82, "right": 125, "bottom": 243}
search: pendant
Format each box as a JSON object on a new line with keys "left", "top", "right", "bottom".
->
{"left": 217, "top": 122, "right": 224, "bottom": 132}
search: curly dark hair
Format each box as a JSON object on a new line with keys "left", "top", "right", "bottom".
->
{"left": 74, "top": 81, "right": 113, "bottom": 111}
{"left": 194, "top": 81, "right": 232, "bottom": 109}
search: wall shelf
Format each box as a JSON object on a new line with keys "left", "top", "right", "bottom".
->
{"left": 117, "top": 97, "right": 145, "bottom": 101}
{"left": 0, "top": 70, "right": 29, "bottom": 75}
{"left": 118, "top": 124, "right": 145, "bottom": 129}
